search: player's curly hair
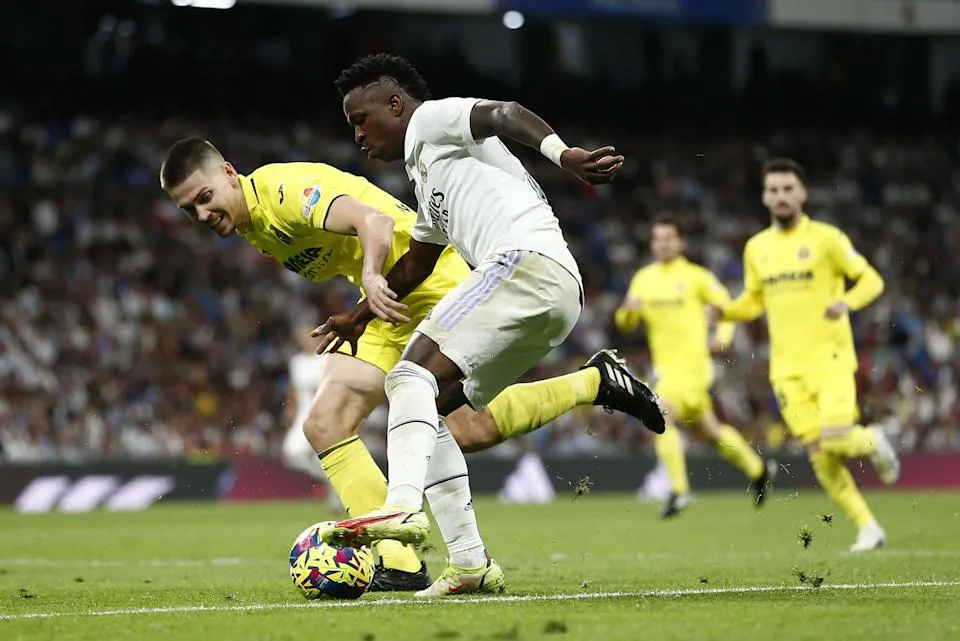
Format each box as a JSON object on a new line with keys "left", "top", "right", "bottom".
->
{"left": 334, "top": 53, "right": 431, "bottom": 101}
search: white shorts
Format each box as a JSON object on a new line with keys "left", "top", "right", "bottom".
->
{"left": 416, "top": 250, "right": 583, "bottom": 409}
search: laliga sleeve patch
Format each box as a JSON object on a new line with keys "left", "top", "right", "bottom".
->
{"left": 299, "top": 184, "right": 323, "bottom": 218}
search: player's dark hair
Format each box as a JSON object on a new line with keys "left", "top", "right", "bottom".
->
{"left": 761, "top": 157, "right": 808, "bottom": 186}
{"left": 160, "top": 138, "right": 224, "bottom": 189}
{"left": 652, "top": 214, "right": 685, "bottom": 238}
{"left": 334, "top": 53, "right": 432, "bottom": 101}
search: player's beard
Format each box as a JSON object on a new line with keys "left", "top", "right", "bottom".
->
{"left": 771, "top": 206, "right": 801, "bottom": 229}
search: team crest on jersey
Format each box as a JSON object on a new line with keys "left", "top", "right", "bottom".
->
{"left": 417, "top": 159, "right": 428, "bottom": 182}
{"left": 272, "top": 225, "right": 294, "bottom": 245}
{"left": 299, "top": 185, "right": 322, "bottom": 218}
{"left": 797, "top": 246, "right": 810, "bottom": 260}
{"left": 675, "top": 281, "right": 685, "bottom": 292}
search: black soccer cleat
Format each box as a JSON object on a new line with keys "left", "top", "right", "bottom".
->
{"left": 580, "top": 349, "right": 666, "bottom": 434}
{"left": 659, "top": 492, "right": 693, "bottom": 519}
{"left": 368, "top": 560, "right": 432, "bottom": 592}
{"left": 749, "top": 458, "right": 778, "bottom": 508}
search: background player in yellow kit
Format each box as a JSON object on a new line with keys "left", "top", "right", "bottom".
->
{"left": 711, "top": 157, "right": 900, "bottom": 552}
{"left": 616, "top": 216, "right": 774, "bottom": 518}
{"left": 159, "top": 138, "right": 654, "bottom": 588}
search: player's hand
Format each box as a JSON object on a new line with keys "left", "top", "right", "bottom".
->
{"left": 311, "top": 312, "right": 368, "bottom": 356}
{"left": 560, "top": 146, "right": 624, "bottom": 185}
{"left": 361, "top": 272, "right": 410, "bottom": 324}
{"left": 705, "top": 305, "right": 724, "bottom": 324}
{"left": 824, "top": 300, "right": 850, "bottom": 320}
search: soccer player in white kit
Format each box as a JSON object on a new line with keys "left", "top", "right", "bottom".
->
{"left": 318, "top": 54, "right": 665, "bottom": 597}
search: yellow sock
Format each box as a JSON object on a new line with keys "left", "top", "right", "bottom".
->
{"left": 716, "top": 425, "right": 765, "bottom": 480}
{"left": 809, "top": 451, "right": 874, "bottom": 527}
{"left": 487, "top": 369, "right": 600, "bottom": 439}
{"left": 319, "top": 436, "right": 421, "bottom": 573}
{"left": 655, "top": 424, "right": 690, "bottom": 495}
{"left": 820, "top": 425, "right": 877, "bottom": 459}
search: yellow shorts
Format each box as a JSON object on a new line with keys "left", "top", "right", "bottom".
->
{"left": 337, "top": 246, "right": 470, "bottom": 373}
{"left": 771, "top": 368, "right": 859, "bottom": 444}
{"left": 655, "top": 380, "right": 713, "bottom": 424}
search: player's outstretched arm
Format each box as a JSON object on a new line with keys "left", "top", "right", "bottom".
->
{"left": 468, "top": 101, "right": 624, "bottom": 185}
{"left": 312, "top": 239, "right": 446, "bottom": 354}
{"left": 375, "top": 238, "right": 445, "bottom": 309}
{"left": 714, "top": 291, "right": 765, "bottom": 323}
{"left": 702, "top": 272, "right": 736, "bottom": 351}
{"left": 324, "top": 195, "right": 409, "bottom": 324}
{"left": 708, "top": 243, "right": 765, "bottom": 323}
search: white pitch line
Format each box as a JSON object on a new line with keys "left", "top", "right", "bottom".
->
{"left": 4, "top": 548, "right": 960, "bottom": 569}
{"left": 2, "top": 580, "right": 958, "bottom": 621}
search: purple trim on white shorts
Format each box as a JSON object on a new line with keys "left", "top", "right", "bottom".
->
{"left": 433, "top": 250, "right": 523, "bottom": 332}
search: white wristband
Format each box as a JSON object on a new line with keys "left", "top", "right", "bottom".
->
{"left": 539, "top": 133, "right": 569, "bottom": 167}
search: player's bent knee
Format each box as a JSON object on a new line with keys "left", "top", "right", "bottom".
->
{"left": 384, "top": 360, "right": 439, "bottom": 400}
{"left": 302, "top": 354, "right": 387, "bottom": 452}
{"left": 446, "top": 407, "right": 503, "bottom": 454}
{"left": 302, "top": 384, "right": 372, "bottom": 452}
{"left": 302, "top": 405, "right": 362, "bottom": 453}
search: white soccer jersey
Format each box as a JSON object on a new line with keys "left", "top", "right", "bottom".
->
{"left": 404, "top": 97, "right": 581, "bottom": 282}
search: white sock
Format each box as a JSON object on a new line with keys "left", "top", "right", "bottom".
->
{"left": 383, "top": 360, "right": 441, "bottom": 511}
{"left": 424, "top": 418, "right": 487, "bottom": 569}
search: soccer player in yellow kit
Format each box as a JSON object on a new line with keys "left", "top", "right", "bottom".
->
{"left": 159, "top": 138, "right": 655, "bottom": 589}
{"left": 711, "top": 158, "right": 900, "bottom": 552}
{"left": 616, "top": 216, "right": 774, "bottom": 518}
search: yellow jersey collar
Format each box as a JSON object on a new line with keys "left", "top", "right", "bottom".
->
{"left": 238, "top": 174, "right": 267, "bottom": 234}
{"left": 774, "top": 214, "right": 810, "bottom": 236}
{"left": 657, "top": 255, "right": 689, "bottom": 272}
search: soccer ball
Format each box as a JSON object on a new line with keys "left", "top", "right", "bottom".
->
{"left": 289, "top": 521, "right": 375, "bottom": 600}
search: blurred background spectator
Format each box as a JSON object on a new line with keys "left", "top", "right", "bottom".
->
{"left": 1, "top": 0, "right": 958, "bottom": 462}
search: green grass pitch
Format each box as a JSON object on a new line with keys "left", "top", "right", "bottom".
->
{"left": 1, "top": 491, "right": 959, "bottom": 640}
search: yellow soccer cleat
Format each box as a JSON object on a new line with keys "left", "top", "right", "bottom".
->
{"left": 414, "top": 557, "right": 506, "bottom": 598}
{"left": 322, "top": 508, "right": 430, "bottom": 549}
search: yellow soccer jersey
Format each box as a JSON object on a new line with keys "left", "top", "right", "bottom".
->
{"left": 236, "top": 162, "right": 418, "bottom": 288}
{"left": 617, "top": 257, "right": 734, "bottom": 387}
{"left": 729, "top": 215, "right": 876, "bottom": 378}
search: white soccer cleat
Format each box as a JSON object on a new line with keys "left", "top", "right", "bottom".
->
{"left": 414, "top": 557, "right": 505, "bottom": 598}
{"left": 868, "top": 424, "right": 900, "bottom": 485}
{"left": 849, "top": 520, "right": 886, "bottom": 552}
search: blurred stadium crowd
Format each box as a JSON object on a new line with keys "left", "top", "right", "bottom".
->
{"left": 1, "top": 106, "right": 957, "bottom": 462}
{"left": 2, "top": 1, "right": 959, "bottom": 462}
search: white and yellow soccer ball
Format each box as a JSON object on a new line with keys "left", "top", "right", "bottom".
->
{"left": 288, "top": 521, "right": 375, "bottom": 599}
